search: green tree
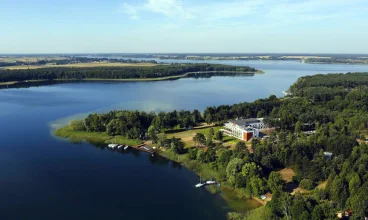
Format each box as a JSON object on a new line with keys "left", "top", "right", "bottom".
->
{"left": 157, "top": 133, "right": 167, "bottom": 147}
{"left": 215, "top": 130, "right": 223, "bottom": 142}
{"left": 249, "top": 176, "right": 266, "bottom": 196}
{"left": 85, "top": 113, "right": 105, "bottom": 132}
{"left": 348, "top": 173, "right": 361, "bottom": 196}
{"left": 257, "top": 110, "right": 265, "bottom": 118}
{"left": 191, "top": 109, "right": 202, "bottom": 124}
{"left": 193, "top": 133, "right": 206, "bottom": 146}
{"left": 299, "top": 179, "right": 315, "bottom": 190}
{"left": 347, "top": 192, "right": 368, "bottom": 218}
{"left": 217, "top": 149, "right": 233, "bottom": 170}
{"left": 312, "top": 205, "right": 324, "bottom": 220}
{"left": 196, "top": 149, "right": 205, "bottom": 162}
{"left": 187, "top": 148, "right": 198, "bottom": 160}
{"left": 233, "top": 141, "right": 250, "bottom": 160}
{"left": 241, "top": 162, "right": 262, "bottom": 180}
{"left": 151, "top": 116, "right": 163, "bottom": 131}
{"left": 206, "top": 132, "right": 213, "bottom": 147}
{"left": 268, "top": 171, "right": 284, "bottom": 193}
{"left": 330, "top": 176, "right": 346, "bottom": 204}
{"left": 226, "top": 158, "right": 245, "bottom": 186}
{"left": 280, "top": 192, "right": 292, "bottom": 220}
{"left": 234, "top": 173, "right": 246, "bottom": 188}
{"left": 106, "top": 119, "right": 120, "bottom": 135}
{"left": 148, "top": 125, "right": 158, "bottom": 143}
{"left": 171, "top": 139, "right": 185, "bottom": 154}
{"left": 203, "top": 148, "right": 216, "bottom": 163}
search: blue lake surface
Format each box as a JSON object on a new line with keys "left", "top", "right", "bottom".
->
{"left": 1, "top": 60, "right": 368, "bottom": 219}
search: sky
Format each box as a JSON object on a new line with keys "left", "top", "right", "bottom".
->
{"left": 0, "top": 0, "right": 368, "bottom": 54}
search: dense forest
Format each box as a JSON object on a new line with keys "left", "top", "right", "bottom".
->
{"left": 63, "top": 72, "right": 368, "bottom": 219}
{"left": 305, "top": 58, "right": 368, "bottom": 64}
{"left": 0, "top": 64, "right": 256, "bottom": 82}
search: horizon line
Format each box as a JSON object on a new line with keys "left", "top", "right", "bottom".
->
{"left": 1, "top": 52, "right": 368, "bottom": 55}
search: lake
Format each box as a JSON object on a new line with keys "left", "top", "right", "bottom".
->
{"left": 1, "top": 60, "right": 368, "bottom": 220}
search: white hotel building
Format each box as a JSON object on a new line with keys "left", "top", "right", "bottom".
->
{"left": 222, "top": 118, "right": 266, "bottom": 141}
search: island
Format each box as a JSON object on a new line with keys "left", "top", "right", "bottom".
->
{"left": 55, "top": 72, "right": 368, "bottom": 219}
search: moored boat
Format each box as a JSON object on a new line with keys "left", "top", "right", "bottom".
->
{"left": 206, "top": 180, "right": 216, "bottom": 185}
{"left": 108, "top": 144, "right": 118, "bottom": 148}
{"left": 194, "top": 175, "right": 204, "bottom": 188}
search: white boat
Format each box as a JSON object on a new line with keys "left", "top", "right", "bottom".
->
{"left": 117, "top": 145, "right": 123, "bottom": 149}
{"left": 206, "top": 180, "right": 216, "bottom": 185}
{"left": 108, "top": 144, "right": 118, "bottom": 148}
{"left": 124, "top": 146, "right": 129, "bottom": 150}
{"left": 195, "top": 175, "right": 204, "bottom": 188}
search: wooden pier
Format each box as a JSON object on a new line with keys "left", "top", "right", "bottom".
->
{"left": 130, "top": 143, "right": 155, "bottom": 154}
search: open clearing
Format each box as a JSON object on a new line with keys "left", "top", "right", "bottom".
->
{"left": 317, "top": 180, "right": 328, "bottom": 189}
{"left": 5, "top": 62, "right": 158, "bottom": 70}
{"left": 290, "top": 187, "right": 310, "bottom": 195}
{"left": 278, "top": 168, "right": 296, "bottom": 183}
{"left": 166, "top": 126, "right": 237, "bottom": 148}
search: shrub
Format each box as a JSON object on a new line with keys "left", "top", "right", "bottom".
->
{"left": 300, "top": 179, "right": 315, "bottom": 190}
{"left": 69, "top": 120, "right": 86, "bottom": 131}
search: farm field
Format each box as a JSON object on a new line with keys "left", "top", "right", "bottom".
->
{"left": 4, "top": 62, "right": 158, "bottom": 70}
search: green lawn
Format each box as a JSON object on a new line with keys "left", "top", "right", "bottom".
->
{"left": 166, "top": 126, "right": 237, "bottom": 148}
{"left": 54, "top": 126, "right": 141, "bottom": 146}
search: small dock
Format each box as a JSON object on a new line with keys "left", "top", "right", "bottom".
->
{"left": 131, "top": 143, "right": 155, "bottom": 154}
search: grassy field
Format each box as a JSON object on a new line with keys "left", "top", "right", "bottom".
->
{"left": 5, "top": 62, "right": 158, "bottom": 70}
{"left": 243, "top": 205, "right": 271, "bottom": 219}
{"left": 166, "top": 126, "right": 237, "bottom": 148}
{"left": 0, "top": 81, "right": 17, "bottom": 86}
{"left": 54, "top": 126, "right": 141, "bottom": 146}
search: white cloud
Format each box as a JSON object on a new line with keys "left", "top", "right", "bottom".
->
{"left": 119, "top": 0, "right": 368, "bottom": 24}
{"left": 144, "top": 0, "right": 193, "bottom": 19}
{"left": 120, "top": 0, "right": 193, "bottom": 20}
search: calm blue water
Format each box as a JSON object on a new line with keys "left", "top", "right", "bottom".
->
{"left": 1, "top": 60, "right": 368, "bottom": 220}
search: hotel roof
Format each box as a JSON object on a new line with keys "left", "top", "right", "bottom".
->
{"left": 228, "top": 118, "right": 262, "bottom": 126}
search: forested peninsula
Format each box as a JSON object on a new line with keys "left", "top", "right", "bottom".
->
{"left": 0, "top": 63, "right": 257, "bottom": 86}
{"left": 55, "top": 72, "right": 368, "bottom": 219}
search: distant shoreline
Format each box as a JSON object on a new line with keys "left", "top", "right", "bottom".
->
{"left": 0, "top": 70, "right": 262, "bottom": 88}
